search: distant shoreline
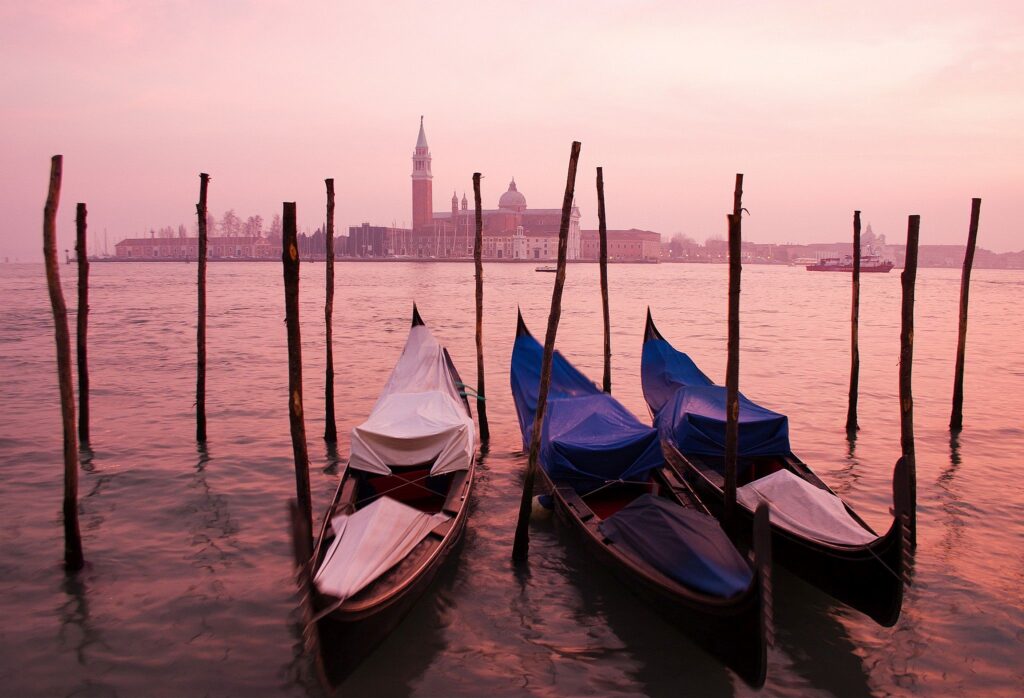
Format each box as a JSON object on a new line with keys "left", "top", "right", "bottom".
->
{"left": 87, "top": 257, "right": 665, "bottom": 265}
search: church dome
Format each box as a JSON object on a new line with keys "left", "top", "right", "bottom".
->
{"left": 498, "top": 178, "right": 527, "bottom": 212}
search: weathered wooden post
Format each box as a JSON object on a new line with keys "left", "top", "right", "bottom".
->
{"left": 723, "top": 174, "right": 743, "bottom": 531}
{"left": 75, "top": 203, "right": 90, "bottom": 445}
{"left": 42, "top": 155, "right": 84, "bottom": 572}
{"left": 512, "top": 141, "right": 581, "bottom": 563}
{"left": 597, "top": 167, "right": 611, "bottom": 394}
{"left": 846, "top": 210, "right": 861, "bottom": 434}
{"left": 196, "top": 173, "right": 210, "bottom": 443}
{"left": 950, "top": 198, "right": 981, "bottom": 431}
{"left": 288, "top": 500, "right": 328, "bottom": 687}
{"left": 282, "top": 202, "right": 313, "bottom": 550}
{"left": 324, "top": 179, "right": 338, "bottom": 443}
{"left": 900, "top": 215, "right": 920, "bottom": 549}
{"left": 473, "top": 173, "right": 490, "bottom": 444}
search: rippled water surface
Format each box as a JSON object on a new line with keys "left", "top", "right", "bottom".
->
{"left": 1, "top": 261, "right": 1021, "bottom": 697}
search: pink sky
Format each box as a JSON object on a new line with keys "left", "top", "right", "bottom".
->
{"left": 2, "top": 0, "right": 1022, "bottom": 260}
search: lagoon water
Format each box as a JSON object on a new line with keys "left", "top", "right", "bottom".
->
{"left": 0, "top": 260, "right": 1021, "bottom": 697}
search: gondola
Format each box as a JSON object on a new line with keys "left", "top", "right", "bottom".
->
{"left": 309, "top": 305, "right": 476, "bottom": 684}
{"left": 511, "top": 311, "right": 771, "bottom": 688}
{"left": 641, "top": 310, "right": 911, "bottom": 627}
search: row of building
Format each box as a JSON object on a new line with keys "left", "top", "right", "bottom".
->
{"left": 114, "top": 117, "right": 662, "bottom": 262}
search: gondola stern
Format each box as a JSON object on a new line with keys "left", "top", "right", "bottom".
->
{"left": 516, "top": 307, "right": 531, "bottom": 338}
{"left": 752, "top": 501, "right": 772, "bottom": 684}
{"left": 643, "top": 307, "right": 664, "bottom": 343}
{"left": 411, "top": 303, "right": 425, "bottom": 327}
{"left": 892, "top": 455, "right": 914, "bottom": 584}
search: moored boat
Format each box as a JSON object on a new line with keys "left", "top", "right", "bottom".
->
{"left": 641, "top": 310, "right": 911, "bottom": 627}
{"left": 511, "top": 311, "right": 771, "bottom": 687}
{"left": 309, "top": 305, "right": 476, "bottom": 684}
{"left": 805, "top": 254, "right": 894, "bottom": 272}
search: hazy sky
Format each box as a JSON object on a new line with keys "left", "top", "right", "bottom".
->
{"left": 2, "top": 0, "right": 1021, "bottom": 260}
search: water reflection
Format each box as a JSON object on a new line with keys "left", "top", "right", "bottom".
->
{"left": 557, "top": 525, "right": 736, "bottom": 696}
{"left": 322, "top": 440, "right": 341, "bottom": 476}
{"left": 833, "top": 431, "right": 863, "bottom": 497}
{"left": 332, "top": 538, "right": 465, "bottom": 696}
{"left": 58, "top": 574, "right": 107, "bottom": 667}
{"left": 187, "top": 443, "right": 238, "bottom": 575}
{"left": 771, "top": 569, "right": 873, "bottom": 698}
{"left": 937, "top": 433, "right": 967, "bottom": 562}
{"left": 78, "top": 445, "right": 114, "bottom": 531}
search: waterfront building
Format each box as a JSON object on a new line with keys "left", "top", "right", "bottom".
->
{"left": 580, "top": 229, "right": 661, "bottom": 261}
{"left": 114, "top": 234, "right": 274, "bottom": 260}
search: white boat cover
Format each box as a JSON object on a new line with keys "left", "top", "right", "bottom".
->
{"left": 314, "top": 496, "right": 451, "bottom": 601}
{"left": 348, "top": 325, "right": 475, "bottom": 476}
{"left": 737, "top": 470, "right": 877, "bottom": 546}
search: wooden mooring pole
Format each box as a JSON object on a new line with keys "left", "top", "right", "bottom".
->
{"left": 473, "top": 173, "right": 490, "bottom": 444}
{"left": 900, "top": 215, "right": 920, "bottom": 549}
{"left": 42, "top": 155, "right": 84, "bottom": 572}
{"left": 723, "top": 174, "right": 743, "bottom": 532}
{"left": 846, "top": 211, "right": 861, "bottom": 434}
{"left": 282, "top": 202, "right": 313, "bottom": 551}
{"left": 75, "top": 203, "right": 90, "bottom": 446}
{"left": 597, "top": 167, "right": 611, "bottom": 394}
{"left": 196, "top": 173, "right": 210, "bottom": 443}
{"left": 324, "top": 179, "right": 337, "bottom": 443}
{"left": 950, "top": 198, "right": 981, "bottom": 432}
{"left": 512, "top": 141, "right": 581, "bottom": 563}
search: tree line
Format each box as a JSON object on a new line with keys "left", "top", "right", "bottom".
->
{"left": 150, "top": 210, "right": 284, "bottom": 240}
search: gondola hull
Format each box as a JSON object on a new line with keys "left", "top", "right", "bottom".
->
{"left": 642, "top": 310, "right": 909, "bottom": 628}
{"left": 313, "top": 476, "right": 472, "bottom": 685}
{"left": 309, "top": 305, "right": 477, "bottom": 685}
{"left": 663, "top": 442, "right": 908, "bottom": 627}
{"left": 312, "top": 461, "right": 474, "bottom": 685}
{"left": 539, "top": 465, "right": 769, "bottom": 687}
{"left": 512, "top": 309, "right": 770, "bottom": 687}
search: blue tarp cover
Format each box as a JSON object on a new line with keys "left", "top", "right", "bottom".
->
{"left": 598, "top": 494, "right": 753, "bottom": 597}
{"left": 642, "top": 338, "right": 791, "bottom": 457}
{"left": 641, "top": 338, "right": 714, "bottom": 416}
{"left": 511, "top": 333, "right": 663, "bottom": 490}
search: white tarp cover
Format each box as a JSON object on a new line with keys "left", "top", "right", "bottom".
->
{"left": 348, "top": 325, "right": 475, "bottom": 476}
{"left": 314, "top": 495, "right": 451, "bottom": 601}
{"left": 737, "top": 469, "right": 877, "bottom": 546}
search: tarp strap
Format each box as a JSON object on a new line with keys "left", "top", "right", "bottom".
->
{"left": 354, "top": 471, "right": 437, "bottom": 507}
{"left": 580, "top": 478, "right": 652, "bottom": 499}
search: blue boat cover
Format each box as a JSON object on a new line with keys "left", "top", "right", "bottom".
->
{"left": 641, "top": 337, "right": 714, "bottom": 416}
{"left": 598, "top": 494, "right": 753, "bottom": 597}
{"left": 511, "top": 333, "right": 663, "bottom": 491}
{"left": 642, "top": 338, "right": 791, "bottom": 457}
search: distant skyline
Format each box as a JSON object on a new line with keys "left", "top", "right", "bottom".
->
{"left": 2, "top": 1, "right": 1022, "bottom": 261}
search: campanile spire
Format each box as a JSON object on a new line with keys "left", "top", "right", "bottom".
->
{"left": 411, "top": 116, "right": 433, "bottom": 229}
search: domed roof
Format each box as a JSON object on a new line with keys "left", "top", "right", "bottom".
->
{"left": 498, "top": 178, "right": 527, "bottom": 212}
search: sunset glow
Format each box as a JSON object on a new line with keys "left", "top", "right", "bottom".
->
{"left": 1, "top": 1, "right": 1021, "bottom": 258}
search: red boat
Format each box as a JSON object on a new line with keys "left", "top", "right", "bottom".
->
{"left": 806, "top": 254, "right": 893, "bottom": 272}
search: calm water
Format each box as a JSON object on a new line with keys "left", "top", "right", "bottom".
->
{"left": 0, "top": 260, "right": 1021, "bottom": 697}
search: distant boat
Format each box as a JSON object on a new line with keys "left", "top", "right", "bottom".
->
{"left": 806, "top": 254, "right": 894, "bottom": 272}
{"left": 535, "top": 265, "right": 557, "bottom": 272}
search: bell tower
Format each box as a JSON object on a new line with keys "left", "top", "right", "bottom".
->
{"left": 411, "top": 116, "right": 433, "bottom": 230}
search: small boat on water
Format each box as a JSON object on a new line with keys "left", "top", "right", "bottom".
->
{"left": 641, "top": 310, "right": 911, "bottom": 627}
{"left": 310, "top": 305, "right": 476, "bottom": 684}
{"left": 535, "top": 265, "right": 558, "bottom": 272}
{"left": 805, "top": 254, "right": 894, "bottom": 272}
{"left": 511, "top": 311, "right": 771, "bottom": 687}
